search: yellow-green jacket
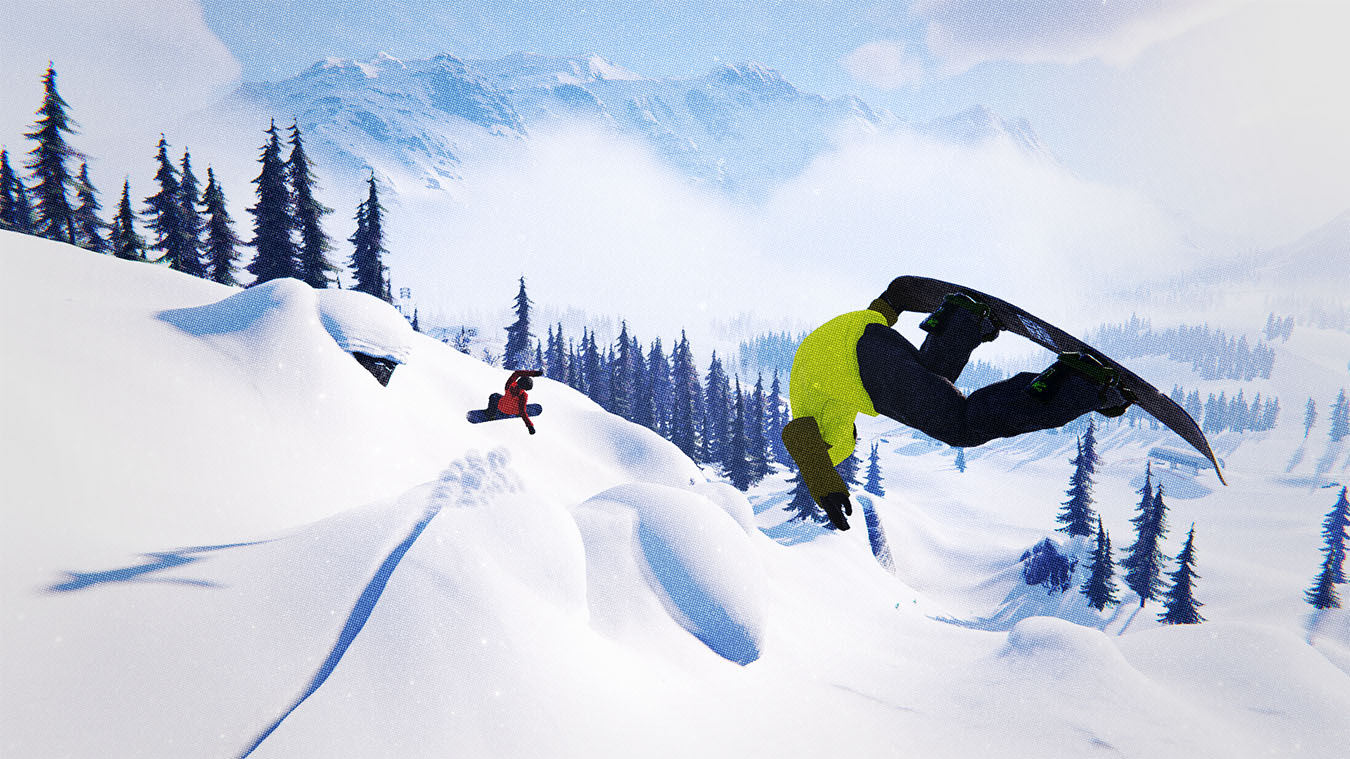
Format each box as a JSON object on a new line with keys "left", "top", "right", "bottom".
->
{"left": 783, "top": 298, "right": 898, "bottom": 505}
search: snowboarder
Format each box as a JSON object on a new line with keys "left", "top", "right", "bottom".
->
{"left": 784, "top": 280, "right": 1130, "bottom": 531}
{"left": 478, "top": 369, "right": 544, "bottom": 434}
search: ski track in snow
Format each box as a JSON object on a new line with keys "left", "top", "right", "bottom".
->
{"left": 240, "top": 449, "right": 516, "bottom": 759}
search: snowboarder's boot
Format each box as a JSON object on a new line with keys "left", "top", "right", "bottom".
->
{"left": 1028, "top": 352, "right": 1134, "bottom": 417}
{"left": 920, "top": 292, "right": 1002, "bottom": 343}
{"left": 820, "top": 492, "right": 853, "bottom": 531}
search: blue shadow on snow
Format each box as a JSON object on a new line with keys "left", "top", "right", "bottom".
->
{"left": 48, "top": 542, "right": 264, "bottom": 592}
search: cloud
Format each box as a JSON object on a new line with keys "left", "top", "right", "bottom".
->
{"left": 382, "top": 120, "right": 1190, "bottom": 355}
{"left": 1, "top": 0, "right": 241, "bottom": 177}
{"left": 911, "top": 0, "right": 1244, "bottom": 76}
{"left": 841, "top": 41, "right": 925, "bottom": 90}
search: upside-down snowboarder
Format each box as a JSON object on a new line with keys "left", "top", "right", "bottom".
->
{"left": 784, "top": 278, "right": 1137, "bottom": 532}
{"left": 469, "top": 369, "right": 544, "bottom": 434}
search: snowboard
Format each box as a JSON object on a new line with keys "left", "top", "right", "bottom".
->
{"left": 466, "top": 404, "right": 543, "bottom": 424}
{"left": 884, "top": 275, "right": 1226, "bottom": 485}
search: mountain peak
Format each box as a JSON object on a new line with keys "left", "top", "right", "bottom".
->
{"left": 710, "top": 62, "right": 798, "bottom": 99}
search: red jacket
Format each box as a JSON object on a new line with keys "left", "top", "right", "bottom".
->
{"left": 497, "top": 370, "right": 543, "bottom": 430}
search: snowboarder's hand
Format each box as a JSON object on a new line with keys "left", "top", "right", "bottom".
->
{"left": 821, "top": 492, "right": 852, "bottom": 531}
{"left": 527, "top": 424, "right": 537, "bottom": 435}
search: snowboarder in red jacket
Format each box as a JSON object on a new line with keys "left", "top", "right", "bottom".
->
{"left": 483, "top": 370, "right": 543, "bottom": 434}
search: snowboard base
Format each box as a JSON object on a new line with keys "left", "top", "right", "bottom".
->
{"left": 466, "top": 404, "right": 543, "bottom": 424}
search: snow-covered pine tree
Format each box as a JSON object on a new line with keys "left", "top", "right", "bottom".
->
{"left": 111, "top": 179, "right": 146, "bottom": 262}
{"left": 201, "top": 167, "right": 242, "bottom": 286}
{"left": 1330, "top": 390, "right": 1349, "bottom": 443}
{"left": 1057, "top": 437, "right": 1097, "bottom": 537}
{"left": 1305, "top": 486, "right": 1349, "bottom": 608}
{"left": 647, "top": 337, "right": 672, "bottom": 438}
{"left": 610, "top": 321, "right": 635, "bottom": 420}
{"left": 784, "top": 469, "right": 827, "bottom": 524}
{"left": 747, "top": 373, "right": 771, "bottom": 483}
{"left": 769, "top": 369, "right": 793, "bottom": 471}
{"left": 1080, "top": 417, "right": 1101, "bottom": 474}
{"left": 503, "top": 277, "right": 535, "bottom": 370}
{"left": 347, "top": 173, "right": 389, "bottom": 301}
{"left": 669, "top": 332, "right": 702, "bottom": 461}
{"left": 143, "top": 136, "right": 198, "bottom": 273}
{"left": 287, "top": 123, "right": 335, "bottom": 289}
{"left": 24, "top": 65, "right": 79, "bottom": 244}
{"left": 705, "top": 353, "right": 732, "bottom": 466}
{"left": 544, "top": 325, "right": 562, "bottom": 381}
{"left": 865, "top": 442, "right": 884, "bottom": 497}
{"left": 628, "top": 334, "right": 647, "bottom": 425}
{"left": 1303, "top": 398, "right": 1317, "bottom": 439}
{"left": 176, "top": 150, "right": 205, "bottom": 276}
{"left": 1123, "top": 467, "right": 1169, "bottom": 607}
{"left": 1159, "top": 524, "right": 1204, "bottom": 624}
{"left": 596, "top": 346, "right": 615, "bottom": 411}
{"left": 1081, "top": 518, "right": 1118, "bottom": 611}
{"left": 71, "top": 162, "right": 109, "bottom": 253}
{"left": 837, "top": 450, "right": 861, "bottom": 489}
{"left": 1, "top": 147, "right": 37, "bottom": 234}
{"left": 566, "top": 336, "right": 582, "bottom": 392}
{"left": 726, "top": 378, "right": 752, "bottom": 490}
{"left": 248, "top": 121, "right": 299, "bottom": 285}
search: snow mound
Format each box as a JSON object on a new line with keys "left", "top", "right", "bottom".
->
{"left": 316, "top": 288, "right": 414, "bottom": 364}
{"left": 573, "top": 483, "right": 769, "bottom": 665}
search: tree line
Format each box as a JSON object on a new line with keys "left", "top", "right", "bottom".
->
{"left": 480, "top": 277, "right": 798, "bottom": 495}
{"left": 1, "top": 64, "right": 393, "bottom": 302}
{"left": 1088, "top": 315, "right": 1276, "bottom": 382}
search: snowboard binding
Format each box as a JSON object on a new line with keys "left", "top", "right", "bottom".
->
{"left": 920, "top": 292, "right": 1002, "bottom": 343}
{"left": 1028, "top": 351, "right": 1135, "bottom": 417}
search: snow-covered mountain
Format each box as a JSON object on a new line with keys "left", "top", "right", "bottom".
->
{"left": 201, "top": 51, "right": 1049, "bottom": 198}
{"left": 3, "top": 232, "right": 1348, "bottom": 758}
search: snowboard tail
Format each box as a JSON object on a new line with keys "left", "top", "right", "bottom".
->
{"left": 884, "top": 276, "right": 1225, "bottom": 484}
{"left": 466, "top": 404, "right": 543, "bottom": 424}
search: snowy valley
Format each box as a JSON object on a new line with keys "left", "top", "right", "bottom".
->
{"left": 2, "top": 230, "right": 1348, "bottom": 758}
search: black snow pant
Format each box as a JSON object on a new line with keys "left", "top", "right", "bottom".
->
{"left": 856, "top": 311, "right": 1103, "bottom": 449}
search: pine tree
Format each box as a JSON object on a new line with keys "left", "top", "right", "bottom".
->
{"left": 747, "top": 373, "right": 771, "bottom": 483}
{"left": 837, "top": 450, "right": 861, "bottom": 488}
{"left": 24, "top": 65, "right": 80, "bottom": 244}
{"left": 177, "top": 150, "right": 206, "bottom": 275}
{"left": 1330, "top": 390, "right": 1349, "bottom": 443}
{"left": 110, "top": 179, "right": 146, "bottom": 261}
{"left": 705, "top": 353, "right": 732, "bottom": 466}
{"left": 1159, "top": 524, "right": 1204, "bottom": 624}
{"left": 143, "top": 136, "right": 196, "bottom": 271}
{"left": 1081, "top": 518, "right": 1118, "bottom": 611}
{"left": 726, "top": 379, "right": 752, "bottom": 490}
{"left": 1306, "top": 487, "right": 1348, "bottom": 610}
{"left": 954, "top": 447, "right": 967, "bottom": 473}
{"left": 247, "top": 121, "right": 298, "bottom": 285}
{"left": 1303, "top": 398, "right": 1318, "bottom": 439}
{"left": 287, "top": 123, "right": 335, "bottom": 288}
{"left": 200, "top": 167, "right": 242, "bottom": 286}
{"left": 347, "top": 173, "right": 389, "bottom": 300}
{"left": 1080, "top": 418, "right": 1102, "bottom": 475}
{"left": 610, "top": 321, "right": 635, "bottom": 420}
{"left": 784, "top": 469, "right": 828, "bottom": 524}
{"left": 647, "top": 338, "right": 672, "bottom": 438}
{"left": 864, "top": 442, "right": 885, "bottom": 497}
{"left": 1057, "top": 437, "right": 1097, "bottom": 537}
{"left": 70, "top": 162, "right": 109, "bottom": 253}
{"left": 1, "top": 148, "right": 36, "bottom": 233}
{"left": 1123, "top": 468, "right": 1169, "bottom": 607}
{"left": 769, "top": 369, "right": 793, "bottom": 470}
{"left": 503, "top": 277, "right": 535, "bottom": 369}
{"left": 670, "top": 332, "right": 702, "bottom": 461}
{"left": 594, "top": 346, "right": 614, "bottom": 411}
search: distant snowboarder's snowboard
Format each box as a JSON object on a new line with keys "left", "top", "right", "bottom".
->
{"left": 885, "top": 275, "right": 1225, "bottom": 484}
{"left": 466, "top": 404, "right": 543, "bottom": 424}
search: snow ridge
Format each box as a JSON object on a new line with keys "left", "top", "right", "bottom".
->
{"left": 241, "top": 449, "right": 516, "bottom": 758}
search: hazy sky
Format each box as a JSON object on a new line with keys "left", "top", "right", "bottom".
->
{"left": 4, "top": 0, "right": 1347, "bottom": 253}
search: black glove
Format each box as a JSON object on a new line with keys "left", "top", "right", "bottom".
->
{"left": 527, "top": 424, "right": 537, "bottom": 435}
{"left": 820, "top": 492, "right": 853, "bottom": 531}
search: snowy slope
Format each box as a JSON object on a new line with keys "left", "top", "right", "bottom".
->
{"left": 2, "top": 232, "right": 1348, "bottom": 758}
